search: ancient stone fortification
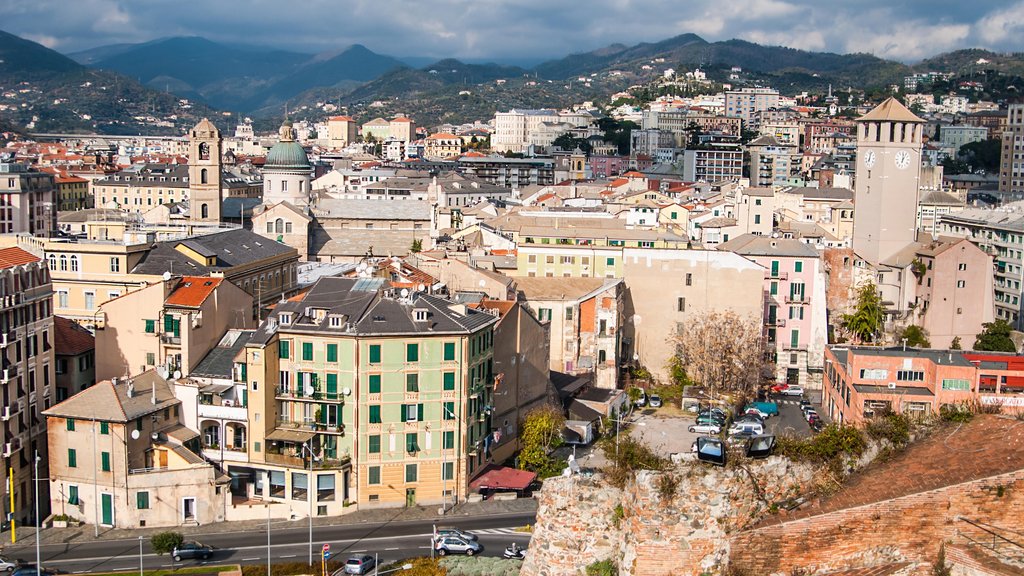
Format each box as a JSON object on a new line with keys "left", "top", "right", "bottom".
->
{"left": 519, "top": 456, "right": 817, "bottom": 576}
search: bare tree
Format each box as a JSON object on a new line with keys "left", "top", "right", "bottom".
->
{"left": 670, "top": 310, "right": 765, "bottom": 400}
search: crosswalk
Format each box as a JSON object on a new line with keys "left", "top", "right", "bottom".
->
{"left": 473, "top": 527, "right": 528, "bottom": 536}
{"left": 776, "top": 399, "right": 805, "bottom": 405}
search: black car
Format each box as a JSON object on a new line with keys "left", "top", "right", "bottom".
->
{"left": 12, "top": 568, "right": 58, "bottom": 576}
{"left": 172, "top": 542, "right": 213, "bottom": 561}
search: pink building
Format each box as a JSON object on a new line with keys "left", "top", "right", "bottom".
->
{"left": 720, "top": 234, "right": 828, "bottom": 388}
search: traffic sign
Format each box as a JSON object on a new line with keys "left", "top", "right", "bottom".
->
{"left": 322, "top": 543, "right": 330, "bottom": 552}
{"left": 323, "top": 551, "right": 331, "bottom": 560}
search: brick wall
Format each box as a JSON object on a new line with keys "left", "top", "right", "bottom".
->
{"left": 728, "top": 471, "right": 1024, "bottom": 575}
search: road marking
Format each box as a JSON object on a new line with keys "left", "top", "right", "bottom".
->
{"left": 242, "top": 558, "right": 260, "bottom": 561}
{"left": 281, "top": 555, "right": 296, "bottom": 558}
{"left": 384, "top": 547, "right": 399, "bottom": 551}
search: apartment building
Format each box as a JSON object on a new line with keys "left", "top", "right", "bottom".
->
{"left": 94, "top": 275, "right": 254, "bottom": 381}
{"left": 491, "top": 109, "right": 559, "bottom": 154}
{"left": 327, "top": 116, "right": 358, "bottom": 149}
{"left": 940, "top": 125, "right": 988, "bottom": 152}
{"left": 0, "top": 247, "right": 56, "bottom": 526}
{"left": 238, "top": 277, "right": 499, "bottom": 510}
{"left": 43, "top": 370, "right": 225, "bottom": 528}
{"left": 940, "top": 208, "right": 1024, "bottom": 328}
{"left": 457, "top": 156, "right": 556, "bottom": 188}
{"left": 680, "top": 146, "right": 743, "bottom": 182}
{"left": 747, "top": 135, "right": 798, "bottom": 187}
{"left": 802, "top": 120, "right": 856, "bottom": 155}
{"left": 424, "top": 133, "right": 463, "bottom": 160}
{"left": 514, "top": 277, "right": 623, "bottom": 389}
{"left": 719, "top": 235, "right": 827, "bottom": 387}
{"left": 724, "top": 88, "right": 780, "bottom": 126}
{"left": 1000, "top": 104, "right": 1024, "bottom": 199}
{"left": 0, "top": 163, "right": 57, "bottom": 235}
{"left": 91, "top": 164, "right": 261, "bottom": 214}
{"left": 53, "top": 316, "right": 95, "bottom": 402}
{"left": 35, "top": 223, "right": 299, "bottom": 326}
{"left": 822, "top": 347, "right": 1024, "bottom": 426}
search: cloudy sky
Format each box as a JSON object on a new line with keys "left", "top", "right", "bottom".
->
{"left": 4, "top": 0, "right": 1024, "bottom": 63}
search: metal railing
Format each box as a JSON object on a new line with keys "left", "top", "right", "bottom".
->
{"left": 958, "top": 517, "right": 1024, "bottom": 562}
{"left": 275, "top": 387, "right": 345, "bottom": 402}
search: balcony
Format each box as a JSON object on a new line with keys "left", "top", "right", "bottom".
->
{"left": 160, "top": 334, "right": 181, "bottom": 345}
{"left": 197, "top": 403, "right": 248, "bottom": 421}
{"left": 783, "top": 343, "right": 808, "bottom": 352}
{"left": 275, "top": 387, "right": 345, "bottom": 403}
{"left": 0, "top": 330, "right": 14, "bottom": 348}
{"left": 1, "top": 366, "right": 16, "bottom": 384}
{"left": 765, "top": 271, "right": 788, "bottom": 281}
{"left": 275, "top": 419, "right": 345, "bottom": 436}
{"left": 767, "top": 318, "right": 785, "bottom": 328}
{"left": 265, "top": 450, "right": 350, "bottom": 469}
{"left": 785, "top": 295, "right": 808, "bottom": 304}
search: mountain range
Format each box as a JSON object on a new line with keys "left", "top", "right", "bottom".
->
{"left": 2, "top": 28, "right": 1024, "bottom": 134}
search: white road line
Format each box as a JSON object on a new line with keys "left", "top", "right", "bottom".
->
{"left": 281, "top": 555, "right": 297, "bottom": 558}
{"left": 243, "top": 558, "right": 260, "bottom": 561}
{"left": 384, "top": 547, "right": 399, "bottom": 551}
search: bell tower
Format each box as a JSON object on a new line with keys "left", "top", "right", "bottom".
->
{"left": 853, "top": 97, "right": 924, "bottom": 265}
{"left": 189, "top": 118, "right": 223, "bottom": 222}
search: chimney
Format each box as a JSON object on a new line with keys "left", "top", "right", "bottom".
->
{"left": 126, "top": 381, "right": 134, "bottom": 398}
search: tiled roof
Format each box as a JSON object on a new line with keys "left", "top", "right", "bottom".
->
{"left": 165, "top": 276, "right": 223, "bottom": 308}
{"left": 53, "top": 316, "right": 95, "bottom": 357}
{"left": 43, "top": 370, "right": 179, "bottom": 422}
{"left": 131, "top": 228, "right": 297, "bottom": 276}
{"left": 0, "top": 247, "right": 40, "bottom": 269}
{"left": 515, "top": 277, "right": 619, "bottom": 301}
{"left": 858, "top": 97, "right": 924, "bottom": 123}
{"left": 190, "top": 330, "right": 254, "bottom": 379}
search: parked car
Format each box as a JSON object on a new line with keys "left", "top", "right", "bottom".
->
{"left": 634, "top": 390, "right": 647, "bottom": 407}
{"left": 781, "top": 385, "right": 805, "bottom": 396}
{"left": 697, "top": 411, "right": 726, "bottom": 423}
{"left": 771, "top": 383, "right": 789, "bottom": 393}
{"left": 172, "top": 542, "right": 213, "bottom": 562}
{"left": 11, "top": 569, "right": 57, "bottom": 576}
{"left": 0, "top": 557, "right": 21, "bottom": 573}
{"left": 745, "top": 401, "right": 779, "bottom": 418}
{"left": 734, "top": 414, "right": 765, "bottom": 426}
{"left": 728, "top": 421, "right": 765, "bottom": 436}
{"left": 688, "top": 422, "right": 722, "bottom": 435}
{"left": 433, "top": 527, "right": 478, "bottom": 542}
{"left": 804, "top": 409, "right": 819, "bottom": 422}
{"left": 435, "top": 536, "right": 483, "bottom": 556}
{"left": 341, "top": 555, "right": 376, "bottom": 575}
{"left": 649, "top": 394, "right": 663, "bottom": 408}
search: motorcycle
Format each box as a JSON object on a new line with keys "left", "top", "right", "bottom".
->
{"left": 503, "top": 543, "right": 526, "bottom": 560}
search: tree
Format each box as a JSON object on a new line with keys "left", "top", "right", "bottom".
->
{"left": 552, "top": 133, "right": 591, "bottom": 154}
{"left": 896, "top": 325, "right": 931, "bottom": 348}
{"left": 670, "top": 310, "right": 765, "bottom": 399}
{"left": 950, "top": 336, "right": 963, "bottom": 350}
{"left": 974, "top": 319, "right": 1017, "bottom": 352}
{"left": 410, "top": 239, "right": 423, "bottom": 253}
{"left": 842, "top": 282, "right": 884, "bottom": 344}
{"left": 517, "top": 405, "right": 565, "bottom": 478}
{"left": 151, "top": 531, "right": 184, "bottom": 555}
{"left": 932, "top": 543, "right": 951, "bottom": 576}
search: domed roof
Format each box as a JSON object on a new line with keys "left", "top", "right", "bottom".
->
{"left": 265, "top": 121, "right": 311, "bottom": 171}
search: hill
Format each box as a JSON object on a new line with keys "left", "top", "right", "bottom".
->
{"left": 916, "top": 48, "right": 1024, "bottom": 77}
{"left": 0, "top": 30, "right": 222, "bottom": 135}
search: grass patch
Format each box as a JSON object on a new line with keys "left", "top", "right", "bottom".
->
{"left": 85, "top": 566, "right": 238, "bottom": 576}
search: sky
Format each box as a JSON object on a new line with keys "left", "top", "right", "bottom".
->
{"left": 3, "top": 0, "right": 1024, "bottom": 63}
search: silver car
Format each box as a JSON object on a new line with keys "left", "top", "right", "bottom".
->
{"left": 0, "top": 557, "right": 19, "bottom": 573}
{"left": 435, "top": 536, "right": 482, "bottom": 556}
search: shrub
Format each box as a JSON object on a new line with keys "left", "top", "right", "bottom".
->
{"left": 585, "top": 559, "right": 618, "bottom": 576}
{"left": 600, "top": 434, "right": 668, "bottom": 488}
{"left": 611, "top": 503, "right": 624, "bottom": 528}
{"left": 150, "top": 531, "right": 184, "bottom": 555}
{"left": 940, "top": 403, "right": 974, "bottom": 423}
{"left": 932, "top": 543, "right": 951, "bottom": 576}
{"left": 776, "top": 424, "right": 866, "bottom": 466}
{"left": 655, "top": 473, "right": 680, "bottom": 502}
{"left": 441, "top": 555, "right": 520, "bottom": 576}
{"left": 865, "top": 412, "right": 911, "bottom": 446}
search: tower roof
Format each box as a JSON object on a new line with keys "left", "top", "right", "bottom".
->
{"left": 266, "top": 121, "right": 311, "bottom": 171}
{"left": 191, "top": 118, "right": 220, "bottom": 138}
{"left": 857, "top": 97, "right": 924, "bottom": 123}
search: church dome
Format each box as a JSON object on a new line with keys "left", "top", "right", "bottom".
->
{"left": 265, "top": 121, "right": 311, "bottom": 171}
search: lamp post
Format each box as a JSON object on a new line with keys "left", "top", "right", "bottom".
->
{"left": 301, "top": 440, "right": 317, "bottom": 566}
{"left": 266, "top": 502, "right": 271, "bottom": 576}
{"left": 138, "top": 536, "right": 144, "bottom": 576}
{"left": 609, "top": 417, "right": 644, "bottom": 459}
{"left": 33, "top": 450, "right": 40, "bottom": 573}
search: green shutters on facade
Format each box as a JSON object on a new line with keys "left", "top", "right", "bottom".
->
{"left": 791, "top": 329, "right": 800, "bottom": 348}
{"left": 101, "top": 452, "right": 111, "bottom": 472}
{"left": 443, "top": 342, "right": 456, "bottom": 361}
{"left": 144, "top": 320, "right": 155, "bottom": 333}
{"left": 368, "top": 374, "right": 381, "bottom": 394}
{"left": 302, "top": 342, "right": 313, "bottom": 361}
{"left": 368, "top": 466, "right": 381, "bottom": 484}
{"left": 443, "top": 371, "right": 455, "bottom": 390}
{"left": 137, "top": 491, "right": 149, "bottom": 509}
{"left": 405, "top": 464, "right": 417, "bottom": 482}
{"left": 406, "top": 373, "right": 419, "bottom": 392}
{"left": 327, "top": 344, "right": 338, "bottom": 362}
{"left": 770, "top": 260, "right": 779, "bottom": 276}
{"left": 443, "top": 431, "right": 455, "bottom": 450}
{"left": 100, "top": 422, "right": 109, "bottom": 435}
{"left": 406, "top": 343, "right": 419, "bottom": 362}
{"left": 68, "top": 485, "right": 79, "bottom": 505}
{"left": 279, "top": 340, "right": 290, "bottom": 359}
{"left": 795, "top": 261, "right": 803, "bottom": 273}
{"left": 68, "top": 448, "right": 77, "bottom": 468}
{"left": 368, "top": 435, "right": 381, "bottom": 453}
{"left": 66, "top": 418, "right": 75, "bottom": 431}
{"left": 405, "top": 432, "right": 418, "bottom": 452}
{"left": 369, "top": 344, "right": 381, "bottom": 364}
{"left": 444, "top": 402, "right": 455, "bottom": 420}
{"left": 368, "top": 405, "right": 381, "bottom": 424}
{"left": 326, "top": 373, "right": 338, "bottom": 398}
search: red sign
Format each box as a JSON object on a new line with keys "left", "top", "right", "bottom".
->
{"left": 322, "top": 544, "right": 330, "bottom": 552}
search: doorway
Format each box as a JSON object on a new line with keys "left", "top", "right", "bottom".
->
{"left": 100, "top": 493, "right": 113, "bottom": 526}
{"left": 405, "top": 488, "right": 416, "bottom": 507}
{"left": 182, "top": 497, "right": 196, "bottom": 522}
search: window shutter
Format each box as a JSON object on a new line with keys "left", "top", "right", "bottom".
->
{"left": 418, "top": 403, "right": 424, "bottom": 422}
{"left": 400, "top": 406, "right": 407, "bottom": 423}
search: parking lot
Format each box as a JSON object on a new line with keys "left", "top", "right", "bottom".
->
{"left": 565, "top": 390, "right": 829, "bottom": 469}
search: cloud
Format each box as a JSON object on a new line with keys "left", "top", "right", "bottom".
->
{"left": 0, "top": 0, "right": 1021, "bottom": 63}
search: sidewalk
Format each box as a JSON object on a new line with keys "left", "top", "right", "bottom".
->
{"left": 1, "top": 497, "right": 538, "bottom": 550}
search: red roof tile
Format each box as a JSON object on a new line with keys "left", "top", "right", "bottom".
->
{"left": 0, "top": 247, "right": 40, "bottom": 269}
{"left": 164, "top": 276, "right": 223, "bottom": 308}
{"left": 53, "top": 316, "right": 94, "bottom": 356}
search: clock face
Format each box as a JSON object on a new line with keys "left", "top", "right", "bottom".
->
{"left": 863, "top": 150, "right": 876, "bottom": 169}
{"left": 894, "top": 150, "right": 911, "bottom": 170}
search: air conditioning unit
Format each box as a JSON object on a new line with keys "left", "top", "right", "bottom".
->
{"left": 0, "top": 406, "right": 10, "bottom": 421}
{"left": 887, "top": 383, "right": 897, "bottom": 390}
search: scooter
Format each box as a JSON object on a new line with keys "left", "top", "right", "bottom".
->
{"left": 503, "top": 542, "right": 526, "bottom": 560}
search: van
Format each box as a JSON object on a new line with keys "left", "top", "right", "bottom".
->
{"left": 728, "top": 421, "right": 764, "bottom": 436}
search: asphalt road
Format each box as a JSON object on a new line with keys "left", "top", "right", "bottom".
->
{"left": 4, "top": 512, "right": 536, "bottom": 574}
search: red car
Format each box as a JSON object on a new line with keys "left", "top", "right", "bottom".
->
{"left": 770, "top": 383, "right": 789, "bottom": 394}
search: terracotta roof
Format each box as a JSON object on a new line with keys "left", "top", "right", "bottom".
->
{"left": 0, "top": 247, "right": 40, "bottom": 269}
{"left": 391, "top": 117, "right": 413, "bottom": 123}
{"left": 53, "top": 316, "right": 94, "bottom": 357}
{"left": 858, "top": 97, "right": 924, "bottom": 123}
{"left": 328, "top": 116, "right": 354, "bottom": 121}
{"left": 164, "top": 276, "right": 223, "bottom": 308}
{"left": 427, "top": 132, "right": 459, "bottom": 140}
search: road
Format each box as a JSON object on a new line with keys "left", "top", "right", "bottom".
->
{"left": 4, "top": 513, "right": 536, "bottom": 574}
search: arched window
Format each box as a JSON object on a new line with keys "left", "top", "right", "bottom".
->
{"left": 201, "top": 168, "right": 208, "bottom": 185}
{"left": 199, "top": 142, "right": 210, "bottom": 161}
{"left": 275, "top": 218, "right": 284, "bottom": 234}
{"left": 70, "top": 255, "right": 79, "bottom": 272}
{"left": 201, "top": 203, "right": 209, "bottom": 219}
{"left": 59, "top": 255, "right": 67, "bottom": 271}
{"left": 47, "top": 255, "right": 55, "bottom": 270}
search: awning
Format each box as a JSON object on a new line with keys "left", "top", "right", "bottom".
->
{"left": 266, "top": 428, "right": 316, "bottom": 443}
{"left": 469, "top": 464, "right": 537, "bottom": 492}
{"left": 164, "top": 424, "right": 200, "bottom": 444}
{"left": 200, "top": 383, "right": 233, "bottom": 395}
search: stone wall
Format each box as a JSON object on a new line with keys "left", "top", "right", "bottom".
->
{"left": 519, "top": 456, "right": 817, "bottom": 576}
{"left": 728, "top": 470, "right": 1024, "bottom": 575}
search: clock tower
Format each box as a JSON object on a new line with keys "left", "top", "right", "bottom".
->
{"left": 188, "top": 118, "right": 223, "bottom": 223}
{"left": 852, "top": 97, "right": 924, "bottom": 265}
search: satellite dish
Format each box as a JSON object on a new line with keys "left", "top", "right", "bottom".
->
{"left": 157, "top": 367, "right": 169, "bottom": 379}
{"left": 400, "top": 288, "right": 409, "bottom": 298}
{"left": 131, "top": 429, "right": 140, "bottom": 440}
{"left": 151, "top": 432, "right": 159, "bottom": 441}
{"left": 173, "top": 370, "right": 182, "bottom": 379}
{"left": 479, "top": 280, "right": 486, "bottom": 287}
{"left": 162, "top": 271, "right": 172, "bottom": 281}
{"left": 417, "top": 283, "right": 425, "bottom": 292}
{"left": 342, "top": 387, "right": 352, "bottom": 396}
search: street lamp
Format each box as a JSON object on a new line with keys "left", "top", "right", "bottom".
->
{"left": 138, "top": 536, "right": 144, "bottom": 576}
{"left": 301, "top": 440, "right": 318, "bottom": 566}
{"left": 609, "top": 417, "right": 645, "bottom": 459}
{"left": 33, "top": 450, "right": 40, "bottom": 573}
{"left": 375, "top": 563, "right": 413, "bottom": 576}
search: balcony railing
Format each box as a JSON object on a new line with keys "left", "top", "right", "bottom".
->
{"left": 767, "top": 318, "right": 785, "bottom": 327}
{"left": 765, "top": 271, "right": 788, "bottom": 280}
{"left": 275, "top": 387, "right": 345, "bottom": 403}
{"left": 275, "top": 419, "right": 345, "bottom": 435}
{"left": 785, "top": 295, "right": 808, "bottom": 304}
{"left": 265, "top": 451, "right": 351, "bottom": 469}
{"left": 160, "top": 334, "right": 181, "bottom": 345}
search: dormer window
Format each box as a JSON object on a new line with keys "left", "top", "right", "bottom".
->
{"left": 414, "top": 309, "right": 429, "bottom": 322}
{"left": 329, "top": 316, "right": 343, "bottom": 328}
{"left": 279, "top": 312, "right": 292, "bottom": 325}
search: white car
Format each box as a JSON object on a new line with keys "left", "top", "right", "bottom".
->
{"left": 781, "top": 385, "right": 804, "bottom": 396}
{"left": 688, "top": 422, "right": 722, "bottom": 435}
{"left": 0, "top": 557, "right": 19, "bottom": 573}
